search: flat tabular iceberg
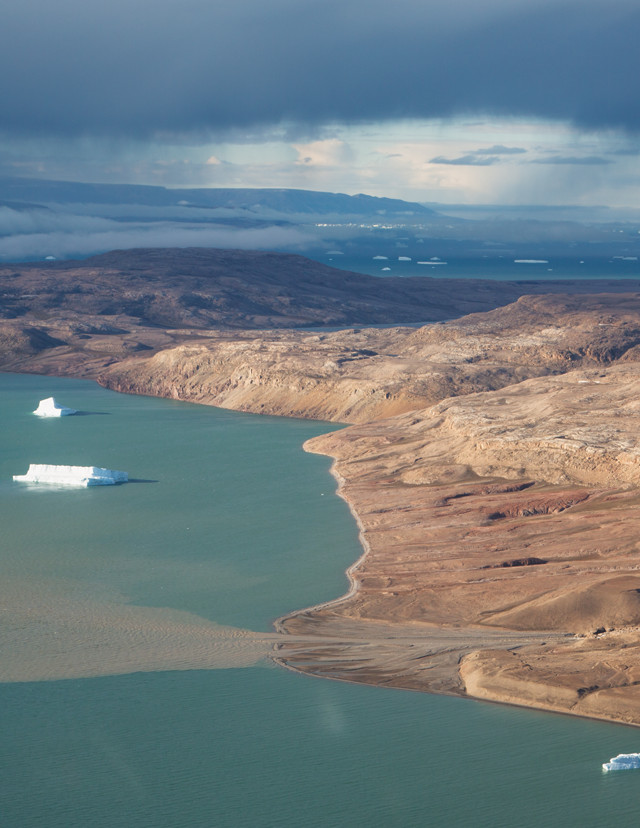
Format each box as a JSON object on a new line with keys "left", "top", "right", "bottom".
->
{"left": 514, "top": 259, "right": 549, "bottom": 264}
{"left": 602, "top": 753, "right": 640, "bottom": 772}
{"left": 33, "top": 397, "right": 77, "bottom": 417}
{"left": 13, "top": 464, "right": 128, "bottom": 487}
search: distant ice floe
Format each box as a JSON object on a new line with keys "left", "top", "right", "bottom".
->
{"left": 33, "top": 397, "right": 77, "bottom": 417}
{"left": 381, "top": 267, "right": 391, "bottom": 271}
{"left": 13, "top": 464, "right": 128, "bottom": 487}
{"left": 417, "top": 261, "right": 448, "bottom": 266}
{"left": 602, "top": 753, "right": 640, "bottom": 772}
{"left": 514, "top": 259, "right": 549, "bottom": 264}
{"left": 372, "top": 255, "right": 388, "bottom": 260}
{"left": 398, "top": 256, "right": 412, "bottom": 261}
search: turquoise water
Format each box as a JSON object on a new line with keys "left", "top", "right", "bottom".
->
{"left": 319, "top": 253, "right": 640, "bottom": 282}
{"left": 1, "top": 374, "right": 640, "bottom": 827}
{"left": 0, "top": 373, "right": 354, "bottom": 632}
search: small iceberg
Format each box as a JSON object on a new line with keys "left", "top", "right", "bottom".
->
{"left": 13, "top": 464, "right": 128, "bottom": 487}
{"left": 514, "top": 259, "right": 549, "bottom": 264}
{"left": 33, "top": 397, "right": 77, "bottom": 417}
{"left": 602, "top": 753, "right": 640, "bottom": 772}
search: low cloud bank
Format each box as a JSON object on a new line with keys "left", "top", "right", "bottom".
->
{"left": 0, "top": 211, "right": 316, "bottom": 261}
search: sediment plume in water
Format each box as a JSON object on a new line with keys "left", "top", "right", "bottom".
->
{"left": 0, "top": 578, "right": 280, "bottom": 682}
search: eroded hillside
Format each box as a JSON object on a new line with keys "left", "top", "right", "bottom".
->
{"left": 100, "top": 293, "right": 640, "bottom": 422}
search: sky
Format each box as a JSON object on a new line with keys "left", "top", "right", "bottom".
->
{"left": 1, "top": 0, "right": 640, "bottom": 206}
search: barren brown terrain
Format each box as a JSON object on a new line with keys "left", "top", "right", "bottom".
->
{"left": 4, "top": 247, "right": 640, "bottom": 724}
{"left": 101, "top": 293, "right": 640, "bottom": 423}
{"left": 277, "top": 364, "right": 640, "bottom": 724}
{"left": 1, "top": 247, "right": 640, "bottom": 387}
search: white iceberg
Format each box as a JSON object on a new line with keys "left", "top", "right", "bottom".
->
{"left": 13, "top": 464, "right": 128, "bottom": 487}
{"left": 514, "top": 259, "right": 549, "bottom": 264}
{"left": 33, "top": 397, "right": 77, "bottom": 417}
{"left": 602, "top": 753, "right": 640, "bottom": 772}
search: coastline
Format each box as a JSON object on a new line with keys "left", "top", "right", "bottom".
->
{"left": 272, "top": 445, "right": 566, "bottom": 703}
{"left": 273, "top": 444, "right": 564, "bottom": 702}
{"left": 273, "top": 456, "right": 368, "bottom": 633}
{"left": 271, "top": 367, "right": 640, "bottom": 726}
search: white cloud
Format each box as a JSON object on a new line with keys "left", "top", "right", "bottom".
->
{"left": 0, "top": 219, "right": 317, "bottom": 262}
{"left": 292, "top": 138, "right": 354, "bottom": 167}
{"left": 0, "top": 207, "right": 117, "bottom": 236}
{"left": 1, "top": 115, "right": 639, "bottom": 207}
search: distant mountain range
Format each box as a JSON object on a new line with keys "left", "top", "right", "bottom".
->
{"left": 0, "top": 177, "right": 434, "bottom": 216}
{"left": 2, "top": 178, "right": 639, "bottom": 268}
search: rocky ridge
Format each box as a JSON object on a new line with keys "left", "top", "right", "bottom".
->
{"left": 100, "top": 293, "right": 640, "bottom": 423}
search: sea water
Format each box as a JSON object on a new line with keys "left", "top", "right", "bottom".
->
{"left": 1, "top": 373, "right": 640, "bottom": 828}
{"left": 319, "top": 253, "right": 640, "bottom": 282}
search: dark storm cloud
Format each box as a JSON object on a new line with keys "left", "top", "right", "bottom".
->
{"left": 1, "top": 0, "right": 639, "bottom": 139}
